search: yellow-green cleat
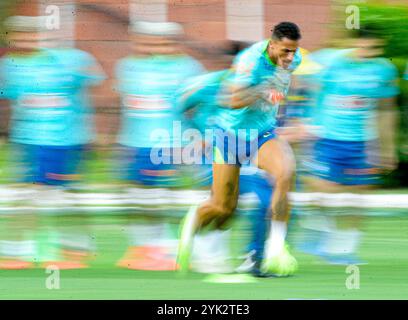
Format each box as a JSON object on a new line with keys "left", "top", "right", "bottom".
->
{"left": 261, "top": 244, "right": 298, "bottom": 277}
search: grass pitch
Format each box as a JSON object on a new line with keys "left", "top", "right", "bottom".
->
{"left": 0, "top": 216, "right": 407, "bottom": 300}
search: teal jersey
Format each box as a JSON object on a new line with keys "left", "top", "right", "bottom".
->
{"left": 177, "top": 70, "right": 227, "bottom": 133}
{"left": 0, "top": 48, "right": 104, "bottom": 146}
{"left": 115, "top": 54, "right": 205, "bottom": 148}
{"left": 216, "top": 40, "right": 302, "bottom": 138}
{"left": 311, "top": 51, "right": 399, "bottom": 141}
{"left": 47, "top": 48, "right": 105, "bottom": 145}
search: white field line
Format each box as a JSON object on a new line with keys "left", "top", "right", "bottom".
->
{"left": 0, "top": 187, "right": 407, "bottom": 208}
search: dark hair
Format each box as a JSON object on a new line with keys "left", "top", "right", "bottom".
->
{"left": 271, "top": 22, "right": 301, "bottom": 41}
{"left": 220, "top": 40, "right": 252, "bottom": 56}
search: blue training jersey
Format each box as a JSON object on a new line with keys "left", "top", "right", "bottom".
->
{"left": 310, "top": 50, "right": 399, "bottom": 141}
{"left": 216, "top": 40, "right": 302, "bottom": 139}
{"left": 0, "top": 48, "right": 104, "bottom": 146}
{"left": 115, "top": 54, "right": 205, "bottom": 148}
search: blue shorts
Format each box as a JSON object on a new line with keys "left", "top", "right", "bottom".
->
{"left": 213, "top": 127, "right": 277, "bottom": 167}
{"left": 120, "top": 145, "right": 207, "bottom": 188}
{"left": 11, "top": 143, "right": 86, "bottom": 186}
{"left": 304, "top": 138, "right": 381, "bottom": 185}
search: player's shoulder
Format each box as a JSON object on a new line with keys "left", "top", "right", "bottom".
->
{"left": 46, "top": 47, "right": 88, "bottom": 60}
{"left": 231, "top": 40, "right": 265, "bottom": 66}
{"left": 237, "top": 40, "right": 267, "bottom": 59}
{"left": 1, "top": 49, "right": 52, "bottom": 66}
{"left": 46, "top": 47, "right": 98, "bottom": 68}
{"left": 372, "top": 58, "right": 399, "bottom": 83}
{"left": 371, "top": 57, "right": 397, "bottom": 72}
{"left": 231, "top": 40, "right": 267, "bottom": 74}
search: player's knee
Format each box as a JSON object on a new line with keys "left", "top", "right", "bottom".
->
{"left": 275, "top": 164, "right": 295, "bottom": 187}
{"left": 198, "top": 201, "right": 236, "bottom": 223}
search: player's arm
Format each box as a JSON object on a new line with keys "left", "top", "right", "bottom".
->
{"left": 173, "top": 57, "right": 207, "bottom": 112}
{"left": 376, "top": 62, "right": 400, "bottom": 171}
{"left": 220, "top": 75, "right": 290, "bottom": 110}
{"left": 218, "top": 50, "right": 275, "bottom": 109}
{"left": 176, "top": 81, "right": 203, "bottom": 113}
{"left": 377, "top": 96, "right": 398, "bottom": 170}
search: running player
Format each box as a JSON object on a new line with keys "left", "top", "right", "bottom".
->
{"left": 114, "top": 21, "right": 205, "bottom": 270}
{"left": 176, "top": 42, "right": 282, "bottom": 276}
{"left": 178, "top": 22, "right": 302, "bottom": 275}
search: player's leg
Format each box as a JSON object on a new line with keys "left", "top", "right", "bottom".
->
{"left": 301, "top": 175, "right": 368, "bottom": 265}
{"left": 198, "top": 163, "right": 240, "bottom": 228}
{"left": 116, "top": 146, "right": 180, "bottom": 271}
{"left": 38, "top": 145, "right": 94, "bottom": 270}
{"left": 178, "top": 162, "right": 240, "bottom": 272}
{"left": 255, "top": 138, "right": 298, "bottom": 276}
{"left": 300, "top": 138, "right": 378, "bottom": 265}
{"left": 190, "top": 158, "right": 235, "bottom": 274}
{"left": 236, "top": 172, "right": 273, "bottom": 275}
{"left": 0, "top": 143, "right": 38, "bottom": 269}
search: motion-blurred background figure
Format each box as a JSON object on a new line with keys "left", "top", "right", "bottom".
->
{"left": 298, "top": 27, "right": 400, "bottom": 264}
{"left": 114, "top": 21, "right": 205, "bottom": 271}
{"left": 0, "top": 15, "right": 105, "bottom": 269}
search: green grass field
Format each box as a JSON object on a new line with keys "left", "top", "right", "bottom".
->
{"left": 0, "top": 215, "right": 407, "bottom": 300}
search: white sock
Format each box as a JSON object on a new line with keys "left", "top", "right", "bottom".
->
{"left": 193, "top": 229, "right": 231, "bottom": 261}
{"left": 192, "top": 232, "right": 215, "bottom": 261}
{"left": 321, "top": 228, "right": 361, "bottom": 255}
{"left": 211, "top": 229, "right": 231, "bottom": 259}
{"left": 264, "top": 221, "right": 287, "bottom": 259}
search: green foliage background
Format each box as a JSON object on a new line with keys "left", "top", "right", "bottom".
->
{"left": 358, "top": 2, "right": 408, "bottom": 177}
{"left": 0, "top": 1, "right": 14, "bottom": 47}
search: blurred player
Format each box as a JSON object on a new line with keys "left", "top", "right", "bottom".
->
{"left": 114, "top": 21, "right": 205, "bottom": 271}
{"left": 0, "top": 16, "right": 105, "bottom": 269}
{"left": 299, "top": 27, "right": 400, "bottom": 264}
{"left": 178, "top": 22, "right": 302, "bottom": 276}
